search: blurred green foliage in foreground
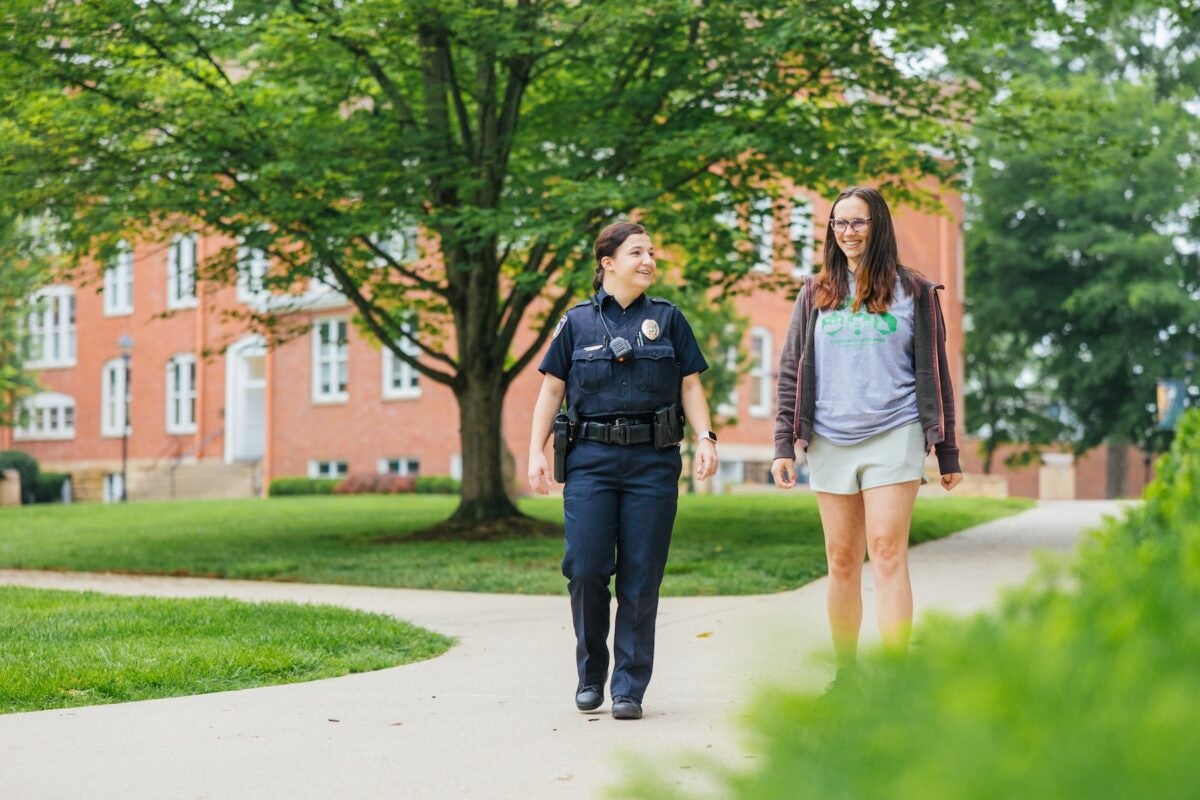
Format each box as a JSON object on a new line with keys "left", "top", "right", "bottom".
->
{"left": 629, "top": 410, "right": 1200, "bottom": 799}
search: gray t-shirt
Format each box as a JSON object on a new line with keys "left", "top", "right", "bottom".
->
{"left": 812, "top": 278, "right": 920, "bottom": 445}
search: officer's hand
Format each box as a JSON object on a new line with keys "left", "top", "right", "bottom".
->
{"left": 528, "top": 452, "right": 553, "bottom": 495}
{"left": 694, "top": 439, "right": 718, "bottom": 482}
{"left": 940, "top": 472, "right": 963, "bottom": 491}
{"left": 771, "top": 458, "right": 796, "bottom": 489}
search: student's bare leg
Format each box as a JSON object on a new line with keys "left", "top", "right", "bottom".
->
{"left": 815, "top": 491, "right": 867, "bottom": 668}
{"left": 862, "top": 480, "right": 921, "bottom": 654}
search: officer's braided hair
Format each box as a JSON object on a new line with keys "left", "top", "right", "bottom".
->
{"left": 592, "top": 221, "right": 647, "bottom": 292}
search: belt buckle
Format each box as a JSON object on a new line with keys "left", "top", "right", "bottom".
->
{"left": 609, "top": 422, "right": 629, "bottom": 445}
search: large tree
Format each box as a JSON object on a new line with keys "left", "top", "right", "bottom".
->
{"left": 965, "top": 9, "right": 1200, "bottom": 491}
{"left": 0, "top": 0, "right": 1069, "bottom": 525}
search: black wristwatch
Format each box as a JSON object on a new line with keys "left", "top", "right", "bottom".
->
{"left": 699, "top": 431, "right": 718, "bottom": 444}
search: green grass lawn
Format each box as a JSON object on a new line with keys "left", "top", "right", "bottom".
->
{"left": 0, "top": 586, "right": 453, "bottom": 715}
{"left": 0, "top": 494, "right": 1032, "bottom": 595}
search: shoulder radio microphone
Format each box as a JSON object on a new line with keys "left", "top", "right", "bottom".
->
{"left": 592, "top": 294, "right": 633, "bottom": 362}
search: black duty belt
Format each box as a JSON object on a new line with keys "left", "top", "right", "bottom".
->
{"left": 576, "top": 418, "right": 654, "bottom": 446}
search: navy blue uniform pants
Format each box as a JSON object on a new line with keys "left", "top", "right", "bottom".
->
{"left": 562, "top": 440, "right": 681, "bottom": 703}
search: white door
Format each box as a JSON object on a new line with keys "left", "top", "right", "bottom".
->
{"left": 225, "top": 337, "right": 266, "bottom": 463}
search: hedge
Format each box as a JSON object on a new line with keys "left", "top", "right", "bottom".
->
{"left": 333, "top": 473, "right": 416, "bottom": 495}
{"left": 630, "top": 410, "right": 1200, "bottom": 800}
{"left": 33, "top": 472, "right": 71, "bottom": 504}
{"left": 414, "top": 476, "right": 460, "bottom": 494}
{"left": 267, "top": 477, "right": 340, "bottom": 497}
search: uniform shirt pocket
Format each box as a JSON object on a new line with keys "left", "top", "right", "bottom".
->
{"left": 633, "top": 343, "right": 680, "bottom": 394}
{"left": 571, "top": 348, "right": 615, "bottom": 394}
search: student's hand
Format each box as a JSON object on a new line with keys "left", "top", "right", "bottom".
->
{"left": 528, "top": 452, "right": 553, "bottom": 495}
{"left": 694, "top": 439, "right": 718, "bottom": 482}
{"left": 941, "top": 472, "right": 963, "bottom": 491}
{"left": 771, "top": 458, "right": 796, "bottom": 489}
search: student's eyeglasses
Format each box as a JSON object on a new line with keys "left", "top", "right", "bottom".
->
{"left": 829, "top": 218, "right": 871, "bottom": 234}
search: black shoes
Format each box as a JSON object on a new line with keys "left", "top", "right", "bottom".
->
{"left": 574, "top": 683, "right": 643, "bottom": 719}
{"left": 823, "top": 667, "right": 862, "bottom": 698}
{"left": 610, "top": 696, "right": 643, "bottom": 720}
{"left": 575, "top": 684, "right": 603, "bottom": 712}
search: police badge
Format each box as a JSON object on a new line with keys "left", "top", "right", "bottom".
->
{"left": 641, "top": 319, "right": 660, "bottom": 341}
{"left": 551, "top": 315, "right": 567, "bottom": 339}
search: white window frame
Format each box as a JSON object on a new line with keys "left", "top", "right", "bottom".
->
{"left": 102, "top": 473, "right": 125, "bottom": 503}
{"left": 713, "top": 459, "right": 746, "bottom": 494}
{"left": 101, "top": 358, "right": 129, "bottom": 438}
{"left": 371, "top": 224, "right": 420, "bottom": 267}
{"left": 165, "top": 353, "right": 198, "bottom": 434}
{"left": 381, "top": 320, "right": 421, "bottom": 400}
{"left": 236, "top": 241, "right": 270, "bottom": 303}
{"left": 378, "top": 457, "right": 420, "bottom": 476}
{"left": 25, "top": 286, "right": 76, "bottom": 369}
{"left": 750, "top": 196, "right": 775, "bottom": 273}
{"left": 713, "top": 193, "right": 741, "bottom": 266}
{"left": 309, "top": 460, "right": 348, "bottom": 479}
{"left": 13, "top": 392, "right": 76, "bottom": 441}
{"left": 716, "top": 344, "right": 738, "bottom": 418}
{"left": 790, "top": 196, "right": 815, "bottom": 277}
{"left": 166, "top": 233, "right": 199, "bottom": 309}
{"left": 103, "top": 240, "right": 134, "bottom": 316}
{"left": 312, "top": 318, "right": 349, "bottom": 403}
{"left": 748, "top": 327, "right": 773, "bottom": 418}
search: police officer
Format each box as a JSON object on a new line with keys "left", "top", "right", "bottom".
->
{"left": 528, "top": 221, "right": 718, "bottom": 720}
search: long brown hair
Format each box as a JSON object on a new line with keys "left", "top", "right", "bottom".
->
{"left": 814, "top": 186, "right": 916, "bottom": 313}
{"left": 592, "top": 221, "right": 646, "bottom": 292}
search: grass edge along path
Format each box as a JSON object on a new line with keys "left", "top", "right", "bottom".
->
{"left": 0, "top": 494, "right": 1034, "bottom": 596}
{"left": 0, "top": 586, "right": 454, "bottom": 715}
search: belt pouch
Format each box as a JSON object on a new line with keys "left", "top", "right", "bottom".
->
{"left": 552, "top": 413, "right": 570, "bottom": 482}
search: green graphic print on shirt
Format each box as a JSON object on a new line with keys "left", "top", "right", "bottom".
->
{"left": 819, "top": 297, "right": 898, "bottom": 347}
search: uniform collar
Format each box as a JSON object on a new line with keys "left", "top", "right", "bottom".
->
{"left": 596, "top": 287, "right": 648, "bottom": 311}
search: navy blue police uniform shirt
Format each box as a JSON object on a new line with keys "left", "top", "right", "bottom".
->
{"left": 539, "top": 289, "right": 708, "bottom": 418}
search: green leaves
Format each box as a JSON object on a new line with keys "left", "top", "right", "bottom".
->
{"left": 0, "top": 0, "right": 1085, "bottom": 513}
{"left": 965, "top": 15, "right": 1200, "bottom": 456}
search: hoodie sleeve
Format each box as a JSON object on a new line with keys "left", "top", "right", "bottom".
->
{"left": 932, "top": 290, "right": 961, "bottom": 475}
{"left": 773, "top": 279, "right": 809, "bottom": 461}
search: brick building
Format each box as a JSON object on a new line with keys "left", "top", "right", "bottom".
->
{"left": 2, "top": 192, "right": 969, "bottom": 502}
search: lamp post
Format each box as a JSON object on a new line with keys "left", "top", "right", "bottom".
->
{"left": 118, "top": 335, "right": 133, "bottom": 502}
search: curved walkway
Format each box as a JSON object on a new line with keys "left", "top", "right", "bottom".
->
{"left": 0, "top": 501, "right": 1123, "bottom": 800}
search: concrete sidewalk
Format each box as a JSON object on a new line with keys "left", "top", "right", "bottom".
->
{"left": 0, "top": 501, "right": 1124, "bottom": 800}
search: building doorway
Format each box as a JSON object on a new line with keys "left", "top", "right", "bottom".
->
{"left": 225, "top": 336, "right": 266, "bottom": 463}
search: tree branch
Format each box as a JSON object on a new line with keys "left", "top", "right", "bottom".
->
{"left": 356, "top": 234, "right": 448, "bottom": 297}
{"left": 503, "top": 285, "right": 580, "bottom": 387}
{"left": 528, "top": 3, "right": 606, "bottom": 80}
{"left": 441, "top": 35, "right": 476, "bottom": 157}
{"left": 288, "top": 0, "right": 419, "bottom": 131}
{"left": 315, "top": 256, "right": 460, "bottom": 384}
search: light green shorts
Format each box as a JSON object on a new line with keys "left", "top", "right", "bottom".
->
{"left": 807, "top": 422, "right": 928, "bottom": 495}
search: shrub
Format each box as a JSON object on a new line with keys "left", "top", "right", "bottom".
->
{"left": 628, "top": 410, "right": 1200, "bottom": 800}
{"left": 0, "top": 450, "right": 39, "bottom": 505}
{"left": 333, "top": 473, "right": 416, "bottom": 495}
{"left": 33, "top": 472, "right": 71, "bottom": 504}
{"left": 414, "top": 475, "right": 461, "bottom": 495}
{"left": 267, "top": 477, "right": 340, "bottom": 497}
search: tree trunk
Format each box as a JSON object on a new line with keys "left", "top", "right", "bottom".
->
{"left": 450, "top": 370, "right": 522, "bottom": 523}
{"left": 1105, "top": 436, "right": 1128, "bottom": 499}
